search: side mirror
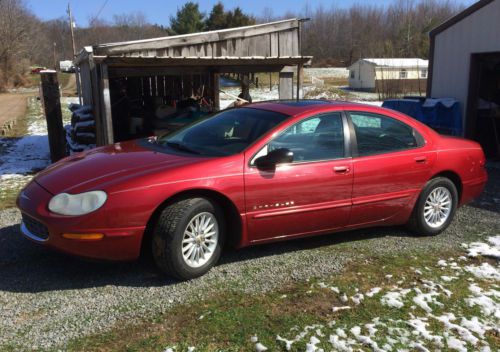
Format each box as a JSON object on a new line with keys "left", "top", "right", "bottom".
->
{"left": 254, "top": 148, "right": 293, "bottom": 170}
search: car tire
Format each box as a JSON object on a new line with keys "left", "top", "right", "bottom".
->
{"left": 408, "top": 177, "right": 458, "bottom": 236}
{"left": 152, "top": 197, "right": 225, "bottom": 280}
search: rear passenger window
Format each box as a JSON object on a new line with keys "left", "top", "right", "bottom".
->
{"left": 350, "top": 112, "right": 418, "bottom": 156}
{"left": 267, "top": 113, "right": 345, "bottom": 162}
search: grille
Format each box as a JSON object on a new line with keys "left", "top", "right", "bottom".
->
{"left": 22, "top": 214, "right": 49, "bottom": 240}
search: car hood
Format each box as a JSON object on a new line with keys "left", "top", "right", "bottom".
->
{"left": 35, "top": 139, "right": 201, "bottom": 194}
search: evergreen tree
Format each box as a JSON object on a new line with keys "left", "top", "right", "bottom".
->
{"left": 226, "top": 7, "right": 256, "bottom": 28}
{"left": 169, "top": 2, "right": 205, "bottom": 34}
{"left": 205, "top": 2, "right": 226, "bottom": 31}
{"left": 205, "top": 3, "right": 256, "bottom": 31}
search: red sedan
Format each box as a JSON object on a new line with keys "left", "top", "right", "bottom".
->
{"left": 17, "top": 100, "right": 487, "bottom": 280}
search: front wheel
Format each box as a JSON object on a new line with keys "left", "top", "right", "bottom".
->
{"left": 152, "top": 198, "right": 224, "bottom": 280}
{"left": 408, "top": 177, "right": 458, "bottom": 236}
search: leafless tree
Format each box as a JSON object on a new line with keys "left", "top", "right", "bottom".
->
{"left": 0, "top": 0, "right": 37, "bottom": 89}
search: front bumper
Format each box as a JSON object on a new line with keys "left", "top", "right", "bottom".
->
{"left": 17, "top": 181, "right": 145, "bottom": 261}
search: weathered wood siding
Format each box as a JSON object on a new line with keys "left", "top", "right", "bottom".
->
{"left": 94, "top": 20, "right": 300, "bottom": 59}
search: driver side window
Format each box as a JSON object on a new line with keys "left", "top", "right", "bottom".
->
{"left": 258, "top": 112, "right": 345, "bottom": 163}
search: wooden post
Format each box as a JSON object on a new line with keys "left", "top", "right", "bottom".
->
{"left": 296, "top": 63, "right": 303, "bottom": 100}
{"left": 279, "top": 66, "right": 294, "bottom": 99}
{"left": 100, "top": 63, "right": 114, "bottom": 144}
{"left": 75, "top": 69, "right": 82, "bottom": 105}
{"left": 40, "top": 71, "right": 67, "bottom": 162}
{"left": 211, "top": 71, "right": 220, "bottom": 111}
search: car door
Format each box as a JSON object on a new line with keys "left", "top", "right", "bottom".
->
{"left": 347, "top": 110, "right": 436, "bottom": 227}
{"left": 244, "top": 111, "right": 353, "bottom": 243}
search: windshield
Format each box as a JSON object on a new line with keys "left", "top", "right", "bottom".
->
{"left": 157, "top": 108, "right": 289, "bottom": 156}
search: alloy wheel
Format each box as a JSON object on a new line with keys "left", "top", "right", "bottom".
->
{"left": 423, "top": 186, "right": 452, "bottom": 228}
{"left": 181, "top": 212, "right": 219, "bottom": 268}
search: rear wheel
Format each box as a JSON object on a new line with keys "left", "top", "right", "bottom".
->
{"left": 152, "top": 198, "right": 224, "bottom": 280}
{"left": 408, "top": 177, "right": 458, "bottom": 236}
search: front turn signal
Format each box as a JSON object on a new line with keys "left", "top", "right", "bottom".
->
{"left": 62, "top": 233, "right": 104, "bottom": 240}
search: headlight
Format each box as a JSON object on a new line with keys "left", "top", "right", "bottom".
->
{"left": 48, "top": 191, "right": 107, "bottom": 216}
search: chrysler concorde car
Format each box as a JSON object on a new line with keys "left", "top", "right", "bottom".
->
{"left": 17, "top": 100, "right": 487, "bottom": 280}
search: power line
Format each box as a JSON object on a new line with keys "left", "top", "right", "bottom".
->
{"left": 90, "top": 0, "right": 110, "bottom": 23}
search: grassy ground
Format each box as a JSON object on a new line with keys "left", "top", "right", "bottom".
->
{"left": 66, "top": 243, "right": 499, "bottom": 352}
{"left": 26, "top": 72, "right": 72, "bottom": 90}
{"left": 0, "top": 97, "right": 73, "bottom": 210}
{"left": 0, "top": 97, "right": 40, "bottom": 210}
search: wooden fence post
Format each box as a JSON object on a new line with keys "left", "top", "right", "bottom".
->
{"left": 40, "top": 70, "right": 67, "bottom": 162}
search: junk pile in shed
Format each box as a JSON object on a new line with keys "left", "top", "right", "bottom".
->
{"left": 109, "top": 73, "right": 217, "bottom": 142}
{"left": 66, "top": 103, "right": 96, "bottom": 154}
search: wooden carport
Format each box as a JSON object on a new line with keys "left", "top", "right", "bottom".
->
{"left": 74, "top": 19, "right": 312, "bottom": 146}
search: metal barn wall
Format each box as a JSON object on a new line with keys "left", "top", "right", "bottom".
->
{"left": 430, "top": 0, "right": 500, "bottom": 119}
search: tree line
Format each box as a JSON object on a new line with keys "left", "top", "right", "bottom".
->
{"left": 298, "top": 0, "right": 462, "bottom": 66}
{"left": 0, "top": 0, "right": 463, "bottom": 91}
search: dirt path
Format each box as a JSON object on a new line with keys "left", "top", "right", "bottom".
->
{"left": 0, "top": 94, "right": 28, "bottom": 129}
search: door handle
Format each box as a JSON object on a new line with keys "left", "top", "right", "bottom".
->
{"left": 333, "top": 166, "right": 350, "bottom": 173}
{"left": 414, "top": 156, "right": 427, "bottom": 163}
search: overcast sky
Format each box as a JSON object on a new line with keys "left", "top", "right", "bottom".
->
{"left": 26, "top": 0, "right": 477, "bottom": 28}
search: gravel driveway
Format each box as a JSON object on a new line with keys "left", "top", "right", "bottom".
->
{"left": 1, "top": 166, "right": 499, "bottom": 350}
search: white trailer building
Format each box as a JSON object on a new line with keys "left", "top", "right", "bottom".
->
{"left": 348, "top": 58, "right": 428, "bottom": 92}
{"left": 428, "top": 0, "right": 500, "bottom": 157}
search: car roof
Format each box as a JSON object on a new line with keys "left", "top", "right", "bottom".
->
{"left": 245, "top": 99, "right": 375, "bottom": 116}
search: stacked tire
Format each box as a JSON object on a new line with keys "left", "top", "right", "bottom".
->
{"left": 66, "top": 103, "right": 97, "bottom": 154}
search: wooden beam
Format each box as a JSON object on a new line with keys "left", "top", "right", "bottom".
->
{"left": 100, "top": 63, "right": 114, "bottom": 144}
{"left": 89, "top": 54, "right": 104, "bottom": 146}
{"left": 40, "top": 71, "right": 67, "bottom": 162}
{"left": 296, "top": 63, "right": 303, "bottom": 100}
{"left": 211, "top": 71, "right": 220, "bottom": 111}
{"left": 74, "top": 69, "right": 82, "bottom": 105}
{"left": 107, "top": 65, "right": 287, "bottom": 78}
{"left": 97, "top": 56, "right": 312, "bottom": 68}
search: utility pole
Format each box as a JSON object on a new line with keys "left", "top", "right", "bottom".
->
{"left": 67, "top": 3, "right": 77, "bottom": 57}
{"left": 53, "top": 42, "right": 57, "bottom": 70}
{"left": 67, "top": 2, "right": 82, "bottom": 104}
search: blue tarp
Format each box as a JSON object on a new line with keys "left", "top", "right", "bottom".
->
{"left": 382, "top": 98, "right": 462, "bottom": 136}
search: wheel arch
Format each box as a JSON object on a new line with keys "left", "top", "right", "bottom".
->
{"left": 430, "top": 170, "right": 463, "bottom": 203}
{"left": 140, "top": 188, "right": 243, "bottom": 258}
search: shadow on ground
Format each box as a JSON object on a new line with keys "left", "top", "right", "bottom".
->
{"left": 0, "top": 220, "right": 413, "bottom": 294}
{"left": 469, "top": 164, "right": 500, "bottom": 214}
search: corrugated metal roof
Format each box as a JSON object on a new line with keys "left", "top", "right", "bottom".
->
{"left": 361, "top": 58, "right": 429, "bottom": 68}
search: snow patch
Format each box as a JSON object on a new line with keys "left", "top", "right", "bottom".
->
{"left": 465, "top": 236, "right": 500, "bottom": 259}
{"left": 381, "top": 289, "right": 411, "bottom": 308}
{"left": 413, "top": 288, "right": 443, "bottom": 313}
{"left": 365, "top": 287, "right": 382, "bottom": 297}
{"left": 465, "top": 263, "right": 500, "bottom": 281}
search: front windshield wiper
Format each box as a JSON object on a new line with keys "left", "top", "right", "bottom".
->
{"left": 165, "top": 141, "right": 201, "bottom": 155}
